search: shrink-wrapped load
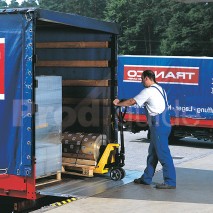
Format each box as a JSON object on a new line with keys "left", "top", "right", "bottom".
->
{"left": 35, "top": 76, "right": 62, "bottom": 178}
{"left": 62, "top": 132, "right": 106, "bottom": 161}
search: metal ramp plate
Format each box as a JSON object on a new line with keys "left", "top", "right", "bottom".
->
{"left": 37, "top": 170, "right": 141, "bottom": 198}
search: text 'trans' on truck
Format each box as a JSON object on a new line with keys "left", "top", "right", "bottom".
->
{"left": 117, "top": 55, "right": 213, "bottom": 142}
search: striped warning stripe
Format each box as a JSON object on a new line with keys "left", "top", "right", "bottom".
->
{"left": 51, "top": 197, "right": 77, "bottom": 207}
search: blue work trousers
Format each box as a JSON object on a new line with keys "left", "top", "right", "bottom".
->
{"left": 142, "top": 109, "right": 176, "bottom": 186}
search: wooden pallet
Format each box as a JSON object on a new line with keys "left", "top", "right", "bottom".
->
{"left": 62, "top": 157, "right": 96, "bottom": 166}
{"left": 36, "top": 171, "right": 62, "bottom": 187}
{"left": 62, "top": 164, "right": 95, "bottom": 177}
{"left": 62, "top": 157, "right": 96, "bottom": 177}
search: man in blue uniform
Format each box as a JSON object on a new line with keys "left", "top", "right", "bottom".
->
{"left": 113, "top": 70, "right": 176, "bottom": 189}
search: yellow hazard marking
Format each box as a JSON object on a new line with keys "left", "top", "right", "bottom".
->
{"left": 57, "top": 202, "right": 62, "bottom": 206}
{"left": 71, "top": 197, "right": 77, "bottom": 201}
{"left": 50, "top": 197, "right": 77, "bottom": 207}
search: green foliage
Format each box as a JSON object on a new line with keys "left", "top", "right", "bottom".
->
{"left": 21, "top": 0, "right": 38, "bottom": 7}
{"left": 2, "top": 0, "right": 213, "bottom": 56}
{"left": 105, "top": 0, "right": 213, "bottom": 56}
{"left": 38, "top": 0, "right": 106, "bottom": 19}
{"left": 104, "top": 0, "right": 175, "bottom": 55}
{"left": 160, "top": 3, "right": 213, "bottom": 56}
{"left": 9, "top": 0, "right": 19, "bottom": 8}
{"left": 0, "top": 0, "right": 7, "bottom": 7}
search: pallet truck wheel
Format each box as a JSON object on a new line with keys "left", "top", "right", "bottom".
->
{"left": 119, "top": 167, "right": 126, "bottom": 179}
{"left": 110, "top": 168, "right": 122, "bottom": 181}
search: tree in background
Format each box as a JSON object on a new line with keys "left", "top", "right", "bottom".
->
{"left": 3, "top": 0, "right": 38, "bottom": 7}
{"left": 104, "top": 0, "right": 175, "bottom": 55}
{"left": 37, "top": 0, "right": 70, "bottom": 13}
{"left": 0, "top": 0, "right": 7, "bottom": 7}
{"left": 9, "top": 0, "right": 19, "bottom": 7}
{"left": 1, "top": 0, "right": 213, "bottom": 56}
{"left": 20, "top": 0, "right": 38, "bottom": 7}
{"left": 105, "top": 0, "right": 213, "bottom": 56}
{"left": 160, "top": 3, "right": 213, "bottom": 56}
{"left": 104, "top": 0, "right": 138, "bottom": 55}
{"left": 38, "top": 0, "right": 106, "bottom": 20}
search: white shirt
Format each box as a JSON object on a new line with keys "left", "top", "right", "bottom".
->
{"left": 134, "top": 84, "right": 166, "bottom": 116}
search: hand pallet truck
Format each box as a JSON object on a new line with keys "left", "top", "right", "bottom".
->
{"left": 94, "top": 106, "right": 127, "bottom": 181}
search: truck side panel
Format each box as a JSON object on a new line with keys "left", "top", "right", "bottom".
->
{"left": 118, "top": 56, "right": 213, "bottom": 128}
{"left": 0, "top": 13, "right": 33, "bottom": 177}
{"left": 0, "top": 12, "right": 35, "bottom": 199}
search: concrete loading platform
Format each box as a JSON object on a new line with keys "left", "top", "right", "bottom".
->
{"left": 44, "top": 152, "right": 213, "bottom": 213}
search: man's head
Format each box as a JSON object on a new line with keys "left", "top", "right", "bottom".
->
{"left": 141, "top": 70, "right": 157, "bottom": 87}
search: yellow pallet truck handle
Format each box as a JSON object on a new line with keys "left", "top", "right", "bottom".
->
{"left": 94, "top": 106, "right": 127, "bottom": 181}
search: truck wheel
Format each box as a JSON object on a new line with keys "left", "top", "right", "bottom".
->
{"left": 147, "top": 130, "right": 150, "bottom": 140}
{"left": 169, "top": 134, "right": 182, "bottom": 145}
{"left": 110, "top": 168, "right": 122, "bottom": 181}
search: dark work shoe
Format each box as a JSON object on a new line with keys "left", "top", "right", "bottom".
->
{"left": 134, "top": 178, "right": 150, "bottom": 185}
{"left": 156, "top": 183, "right": 176, "bottom": 189}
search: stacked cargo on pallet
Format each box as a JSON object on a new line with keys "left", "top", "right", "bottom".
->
{"left": 61, "top": 132, "right": 107, "bottom": 177}
{"left": 62, "top": 132, "right": 106, "bottom": 162}
{"left": 35, "top": 76, "right": 62, "bottom": 178}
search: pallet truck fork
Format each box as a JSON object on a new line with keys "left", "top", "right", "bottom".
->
{"left": 94, "top": 106, "right": 126, "bottom": 181}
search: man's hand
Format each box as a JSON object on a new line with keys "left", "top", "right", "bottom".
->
{"left": 113, "top": 98, "right": 136, "bottom": 107}
{"left": 113, "top": 99, "right": 120, "bottom": 105}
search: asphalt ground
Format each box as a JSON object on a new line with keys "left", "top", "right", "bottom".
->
{"left": 122, "top": 131, "right": 213, "bottom": 172}
{"left": 29, "top": 131, "right": 213, "bottom": 213}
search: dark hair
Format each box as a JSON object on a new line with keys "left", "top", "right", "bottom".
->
{"left": 142, "top": 70, "right": 157, "bottom": 83}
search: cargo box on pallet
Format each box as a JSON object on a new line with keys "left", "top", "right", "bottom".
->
{"left": 35, "top": 76, "right": 62, "bottom": 178}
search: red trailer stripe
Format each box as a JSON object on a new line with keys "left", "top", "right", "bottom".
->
{"left": 0, "top": 164, "right": 36, "bottom": 200}
{"left": 124, "top": 114, "right": 213, "bottom": 128}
